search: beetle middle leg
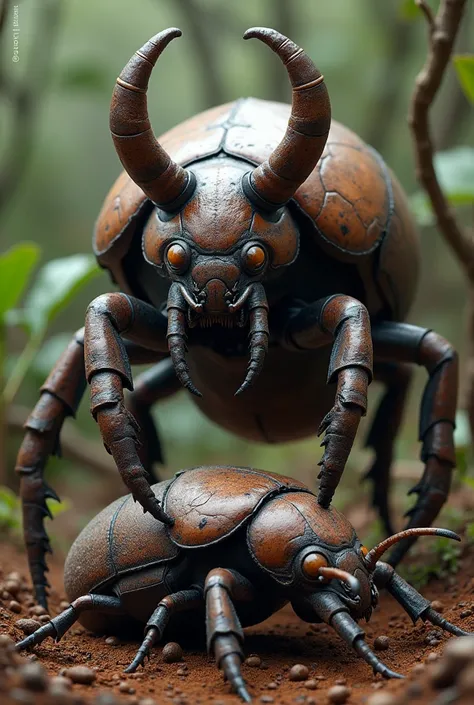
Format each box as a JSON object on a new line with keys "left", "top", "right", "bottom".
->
{"left": 15, "top": 594, "right": 125, "bottom": 650}
{"left": 371, "top": 321, "right": 458, "bottom": 566}
{"left": 364, "top": 362, "right": 413, "bottom": 536}
{"left": 282, "top": 294, "right": 373, "bottom": 509}
{"left": 125, "top": 588, "right": 203, "bottom": 672}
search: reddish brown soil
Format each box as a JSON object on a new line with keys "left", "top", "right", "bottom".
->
{"left": 1, "top": 540, "right": 474, "bottom": 704}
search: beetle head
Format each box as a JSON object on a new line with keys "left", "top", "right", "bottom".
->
{"left": 247, "top": 491, "right": 460, "bottom": 629}
{"left": 143, "top": 158, "right": 299, "bottom": 322}
{"left": 109, "top": 27, "right": 330, "bottom": 396}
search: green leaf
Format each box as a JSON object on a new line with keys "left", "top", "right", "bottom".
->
{"left": 0, "top": 244, "right": 40, "bottom": 321}
{"left": 57, "top": 63, "right": 108, "bottom": 93}
{"left": 454, "top": 55, "right": 474, "bottom": 104}
{"left": 399, "top": 0, "right": 420, "bottom": 20}
{"left": 22, "top": 254, "right": 99, "bottom": 334}
{"left": 32, "top": 333, "right": 72, "bottom": 379}
{"left": 410, "top": 147, "right": 474, "bottom": 225}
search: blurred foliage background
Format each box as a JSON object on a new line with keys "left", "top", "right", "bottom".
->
{"left": 0, "top": 0, "right": 473, "bottom": 553}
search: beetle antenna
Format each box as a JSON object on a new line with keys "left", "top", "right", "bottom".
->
{"left": 318, "top": 566, "right": 360, "bottom": 597}
{"left": 167, "top": 283, "right": 202, "bottom": 397}
{"left": 235, "top": 284, "right": 269, "bottom": 396}
{"left": 364, "top": 527, "right": 460, "bottom": 571}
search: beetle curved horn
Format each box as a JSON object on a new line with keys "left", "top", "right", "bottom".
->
{"left": 364, "top": 527, "right": 460, "bottom": 572}
{"left": 110, "top": 28, "right": 195, "bottom": 211}
{"left": 242, "top": 27, "right": 331, "bottom": 210}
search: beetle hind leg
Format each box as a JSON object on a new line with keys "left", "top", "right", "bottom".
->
{"left": 15, "top": 594, "right": 124, "bottom": 651}
{"left": 371, "top": 322, "right": 458, "bottom": 566}
{"left": 15, "top": 328, "right": 87, "bottom": 608}
{"left": 205, "top": 568, "right": 255, "bottom": 703}
{"left": 364, "top": 362, "right": 412, "bottom": 536}
{"left": 125, "top": 588, "right": 203, "bottom": 673}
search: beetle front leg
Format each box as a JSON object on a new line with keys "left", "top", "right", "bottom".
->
{"left": 283, "top": 295, "right": 373, "bottom": 507}
{"left": 374, "top": 561, "right": 471, "bottom": 637}
{"left": 84, "top": 293, "right": 171, "bottom": 524}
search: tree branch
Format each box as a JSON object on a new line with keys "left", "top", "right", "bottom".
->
{"left": 409, "top": 0, "right": 474, "bottom": 280}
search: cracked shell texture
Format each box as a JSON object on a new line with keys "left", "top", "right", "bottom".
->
{"left": 164, "top": 465, "right": 309, "bottom": 548}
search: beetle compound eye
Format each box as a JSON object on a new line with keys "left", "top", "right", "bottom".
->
{"left": 242, "top": 244, "right": 266, "bottom": 273}
{"left": 302, "top": 552, "right": 329, "bottom": 580}
{"left": 166, "top": 243, "right": 189, "bottom": 273}
{"left": 360, "top": 545, "right": 369, "bottom": 558}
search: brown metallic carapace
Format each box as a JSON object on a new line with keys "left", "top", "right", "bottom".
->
{"left": 14, "top": 27, "right": 458, "bottom": 609}
{"left": 16, "top": 466, "right": 469, "bottom": 702}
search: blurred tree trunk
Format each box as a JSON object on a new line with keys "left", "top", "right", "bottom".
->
{"left": 173, "top": 0, "right": 226, "bottom": 108}
{"left": 268, "top": 0, "right": 295, "bottom": 102}
{"left": 365, "top": 2, "right": 417, "bottom": 154}
{"left": 0, "top": 0, "right": 62, "bottom": 213}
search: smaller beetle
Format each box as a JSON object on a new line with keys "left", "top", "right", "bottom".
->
{"left": 16, "top": 466, "right": 470, "bottom": 701}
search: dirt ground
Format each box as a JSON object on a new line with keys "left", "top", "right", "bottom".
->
{"left": 1, "top": 537, "right": 474, "bottom": 705}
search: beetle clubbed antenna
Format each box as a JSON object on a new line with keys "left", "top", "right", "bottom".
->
{"left": 235, "top": 284, "right": 269, "bottom": 396}
{"left": 318, "top": 566, "right": 360, "bottom": 597}
{"left": 364, "top": 527, "right": 460, "bottom": 571}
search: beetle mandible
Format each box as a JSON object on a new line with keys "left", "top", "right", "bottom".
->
{"left": 15, "top": 27, "right": 458, "bottom": 608}
{"left": 15, "top": 466, "right": 469, "bottom": 702}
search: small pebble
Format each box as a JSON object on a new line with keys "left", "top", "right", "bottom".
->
{"left": 5, "top": 580, "right": 21, "bottom": 597}
{"left": 267, "top": 682, "right": 277, "bottom": 689}
{"left": 176, "top": 668, "right": 187, "bottom": 676}
{"left": 162, "top": 642, "right": 183, "bottom": 663}
{"left": 367, "top": 694, "right": 397, "bottom": 705}
{"left": 138, "top": 700, "right": 157, "bottom": 705}
{"left": 305, "top": 679, "right": 318, "bottom": 690}
{"left": 50, "top": 676, "right": 73, "bottom": 690}
{"left": 94, "top": 695, "right": 120, "bottom": 705}
{"left": 15, "top": 618, "right": 41, "bottom": 635}
{"left": 105, "top": 636, "right": 120, "bottom": 646}
{"left": 65, "top": 665, "right": 97, "bottom": 685}
{"left": 327, "top": 685, "right": 351, "bottom": 704}
{"left": 119, "top": 681, "right": 135, "bottom": 693}
{"left": 9, "top": 688, "right": 35, "bottom": 704}
{"left": 18, "top": 662, "right": 48, "bottom": 692}
{"left": 373, "top": 635, "right": 390, "bottom": 651}
{"left": 260, "top": 697, "right": 274, "bottom": 704}
{"left": 426, "top": 652, "right": 439, "bottom": 663}
{"left": 461, "top": 609, "right": 473, "bottom": 618}
{"left": 39, "top": 615, "right": 51, "bottom": 624}
{"left": 59, "top": 601, "right": 70, "bottom": 610}
{"left": 335, "top": 677, "right": 347, "bottom": 685}
{"left": 411, "top": 663, "right": 426, "bottom": 677}
{"left": 289, "top": 664, "right": 309, "bottom": 681}
{"left": 431, "top": 600, "right": 444, "bottom": 613}
{"left": 9, "top": 600, "right": 22, "bottom": 613}
{"left": 29, "top": 605, "right": 47, "bottom": 617}
{"left": 245, "top": 655, "right": 261, "bottom": 668}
